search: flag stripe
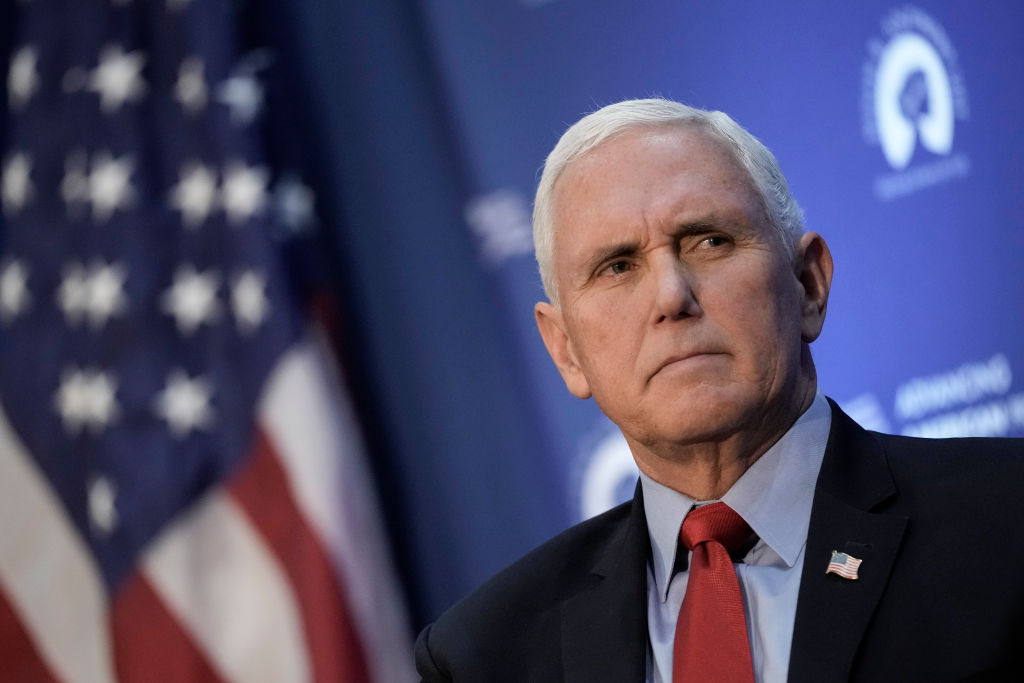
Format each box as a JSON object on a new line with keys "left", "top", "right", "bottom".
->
{"left": 0, "top": 586, "right": 61, "bottom": 683}
{"left": 141, "top": 491, "right": 311, "bottom": 683}
{"left": 827, "top": 564, "right": 857, "bottom": 579}
{"left": 258, "top": 340, "right": 416, "bottom": 683}
{"left": 229, "top": 426, "right": 371, "bottom": 683}
{"left": 0, "top": 406, "right": 116, "bottom": 683}
{"left": 111, "top": 572, "right": 226, "bottom": 683}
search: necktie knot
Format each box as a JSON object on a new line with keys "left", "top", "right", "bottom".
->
{"left": 678, "top": 502, "right": 752, "bottom": 556}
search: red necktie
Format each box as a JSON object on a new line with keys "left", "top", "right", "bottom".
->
{"left": 672, "top": 502, "right": 755, "bottom": 683}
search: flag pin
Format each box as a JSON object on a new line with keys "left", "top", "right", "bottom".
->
{"left": 826, "top": 550, "right": 862, "bottom": 580}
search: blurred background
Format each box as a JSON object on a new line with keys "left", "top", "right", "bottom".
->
{"left": 2, "top": 0, "right": 1022, "bottom": 680}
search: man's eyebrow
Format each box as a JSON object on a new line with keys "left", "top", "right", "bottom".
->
{"left": 580, "top": 241, "right": 639, "bottom": 277}
{"left": 672, "top": 218, "right": 723, "bottom": 236}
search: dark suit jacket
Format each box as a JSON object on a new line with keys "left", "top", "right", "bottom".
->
{"left": 415, "top": 402, "right": 1024, "bottom": 681}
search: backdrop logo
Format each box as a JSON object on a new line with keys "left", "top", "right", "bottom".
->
{"left": 861, "top": 6, "right": 970, "bottom": 200}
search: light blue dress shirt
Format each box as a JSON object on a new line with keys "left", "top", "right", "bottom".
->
{"left": 642, "top": 392, "right": 832, "bottom": 683}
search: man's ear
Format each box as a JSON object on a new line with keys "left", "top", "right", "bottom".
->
{"left": 794, "top": 232, "right": 834, "bottom": 343}
{"left": 534, "top": 301, "right": 592, "bottom": 399}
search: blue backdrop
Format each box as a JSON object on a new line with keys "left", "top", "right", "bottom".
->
{"left": 6, "top": 0, "right": 1022, "bottom": 631}
{"left": 292, "top": 0, "right": 1024, "bottom": 626}
{"left": 360, "top": 0, "right": 1024, "bottom": 625}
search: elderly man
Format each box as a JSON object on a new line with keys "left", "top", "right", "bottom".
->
{"left": 414, "top": 99, "right": 1023, "bottom": 682}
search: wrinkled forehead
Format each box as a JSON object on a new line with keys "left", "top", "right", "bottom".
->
{"left": 548, "top": 122, "right": 780, "bottom": 261}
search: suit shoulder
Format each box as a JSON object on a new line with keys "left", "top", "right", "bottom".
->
{"left": 871, "top": 432, "right": 1024, "bottom": 521}
{"left": 416, "top": 499, "right": 636, "bottom": 675}
{"left": 872, "top": 431, "right": 1024, "bottom": 479}
{"left": 439, "top": 498, "right": 633, "bottom": 623}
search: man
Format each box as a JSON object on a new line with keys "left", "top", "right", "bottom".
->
{"left": 414, "top": 99, "right": 1024, "bottom": 682}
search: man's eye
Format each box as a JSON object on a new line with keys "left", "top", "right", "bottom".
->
{"left": 698, "top": 235, "right": 729, "bottom": 248}
{"left": 606, "top": 260, "right": 632, "bottom": 275}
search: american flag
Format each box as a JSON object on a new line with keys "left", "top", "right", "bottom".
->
{"left": 0, "top": 1, "right": 414, "bottom": 681}
{"left": 825, "top": 551, "right": 862, "bottom": 581}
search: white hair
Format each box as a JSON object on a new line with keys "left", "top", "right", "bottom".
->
{"left": 532, "top": 98, "right": 805, "bottom": 304}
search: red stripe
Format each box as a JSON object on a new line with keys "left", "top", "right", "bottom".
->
{"left": 111, "top": 571, "right": 225, "bottom": 683}
{"left": 0, "top": 587, "right": 60, "bottom": 683}
{"left": 826, "top": 564, "right": 858, "bottom": 579}
{"left": 228, "top": 427, "right": 372, "bottom": 683}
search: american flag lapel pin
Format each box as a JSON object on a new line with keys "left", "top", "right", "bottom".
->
{"left": 826, "top": 550, "right": 862, "bottom": 580}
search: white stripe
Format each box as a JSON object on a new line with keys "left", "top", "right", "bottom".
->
{"left": 258, "top": 338, "right": 416, "bottom": 683}
{"left": 0, "top": 404, "right": 116, "bottom": 683}
{"left": 142, "top": 491, "right": 311, "bottom": 683}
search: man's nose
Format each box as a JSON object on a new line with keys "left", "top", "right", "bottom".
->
{"left": 653, "top": 258, "right": 700, "bottom": 323}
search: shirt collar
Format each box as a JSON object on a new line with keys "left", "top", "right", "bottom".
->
{"left": 641, "top": 392, "right": 832, "bottom": 602}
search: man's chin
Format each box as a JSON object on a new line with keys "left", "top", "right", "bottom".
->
{"left": 636, "top": 391, "right": 756, "bottom": 446}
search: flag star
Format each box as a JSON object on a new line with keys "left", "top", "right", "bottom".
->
{"left": 274, "top": 175, "right": 316, "bottom": 234}
{"left": 54, "top": 371, "right": 91, "bottom": 431}
{"left": 89, "top": 152, "right": 135, "bottom": 222}
{"left": 153, "top": 370, "right": 215, "bottom": 438}
{"left": 169, "top": 161, "right": 217, "bottom": 228}
{"left": 0, "top": 259, "right": 31, "bottom": 322}
{"left": 161, "top": 264, "right": 221, "bottom": 335}
{"left": 173, "top": 57, "right": 207, "bottom": 113}
{"left": 88, "top": 475, "right": 118, "bottom": 536}
{"left": 231, "top": 270, "right": 270, "bottom": 334}
{"left": 54, "top": 367, "right": 119, "bottom": 434}
{"left": 2, "top": 153, "right": 33, "bottom": 215}
{"left": 216, "top": 73, "right": 264, "bottom": 124}
{"left": 8, "top": 46, "right": 40, "bottom": 108}
{"left": 221, "top": 161, "right": 268, "bottom": 225}
{"left": 61, "top": 151, "right": 90, "bottom": 213}
{"left": 88, "top": 44, "right": 146, "bottom": 112}
{"left": 84, "top": 262, "right": 129, "bottom": 329}
{"left": 57, "top": 263, "right": 89, "bottom": 325}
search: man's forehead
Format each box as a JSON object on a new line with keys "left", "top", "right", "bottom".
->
{"left": 552, "top": 124, "right": 747, "bottom": 209}
{"left": 551, "top": 126, "right": 755, "bottom": 234}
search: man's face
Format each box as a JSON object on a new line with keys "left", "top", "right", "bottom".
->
{"left": 535, "top": 125, "right": 831, "bottom": 457}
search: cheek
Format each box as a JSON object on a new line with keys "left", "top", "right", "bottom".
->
{"left": 575, "top": 287, "right": 639, "bottom": 339}
{"left": 706, "top": 270, "right": 801, "bottom": 369}
{"left": 569, "top": 298, "right": 644, "bottom": 378}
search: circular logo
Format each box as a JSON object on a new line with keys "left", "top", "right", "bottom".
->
{"left": 862, "top": 6, "right": 969, "bottom": 172}
{"left": 874, "top": 33, "right": 954, "bottom": 169}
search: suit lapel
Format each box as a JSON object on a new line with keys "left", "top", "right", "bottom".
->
{"left": 788, "top": 402, "right": 908, "bottom": 683}
{"left": 561, "top": 484, "right": 649, "bottom": 683}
